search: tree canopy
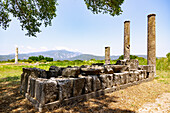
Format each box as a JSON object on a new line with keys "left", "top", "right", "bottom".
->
{"left": 0, "top": 0, "right": 124, "bottom": 37}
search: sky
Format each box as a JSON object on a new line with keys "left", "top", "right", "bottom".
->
{"left": 0, "top": 0, "right": 170, "bottom": 57}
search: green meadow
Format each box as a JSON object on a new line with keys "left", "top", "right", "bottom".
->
{"left": 0, "top": 54, "right": 169, "bottom": 85}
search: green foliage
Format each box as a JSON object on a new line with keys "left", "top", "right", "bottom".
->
{"left": 0, "top": 0, "right": 124, "bottom": 37}
{"left": 0, "top": 0, "right": 58, "bottom": 37}
{"left": 84, "top": 0, "right": 124, "bottom": 16}
{"left": 118, "top": 55, "right": 138, "bottom": 60}
{"left": 156, "top": 56, "right": 169, "bottom": 71}
{"left": 28, "top": 55, "right": 53, "bottom": 62}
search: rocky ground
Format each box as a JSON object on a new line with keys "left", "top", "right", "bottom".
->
{"left": 0, "top": 79, "right": 169, "bottom": 113}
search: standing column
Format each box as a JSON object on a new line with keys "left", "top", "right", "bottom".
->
{"left": 147, "top": 14, "right": 156, "bottom": 75}
{"left": 124, "top": 21, "right": 130, "bottom": 60}
{"left": 15, "top": 47, "right": 18, "bottom": 64}
{"left": 105, "top": 47, "right": 110, "bottom": 64}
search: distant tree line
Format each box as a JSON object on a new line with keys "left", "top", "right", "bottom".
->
{"left": 7, "top": 55, "right": 53, "bottom": 63}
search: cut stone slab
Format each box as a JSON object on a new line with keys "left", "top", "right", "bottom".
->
{"left": 92, "top": 76, "right": 101, "bottom": 91}
{"left": 73, "top": 78, "right": 85, "bottom": 96}
{"left": 57, "top": 78, "right": 73, "bottom": 100}
{"left": 81, "top": 76, "right": 93, "bottom": 94}
{"left": 62, "top": 68, "right": 80, "bottom": 78}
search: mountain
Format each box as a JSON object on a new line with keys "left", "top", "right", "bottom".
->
{"left": 0, "top": 50, "right": 81, "bottom": 61}
{"left": 68, "top": 54, "right": 120, "bottom": 61}
{"left": 0, "top": 49, "right": 149, "bottom": 61}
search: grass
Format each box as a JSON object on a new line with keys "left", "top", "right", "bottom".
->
{"left": 0, "top": 58, "right": 169, "bottom": 112}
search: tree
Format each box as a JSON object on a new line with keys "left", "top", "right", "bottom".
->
{"left": 0, "top": 0, "right": 124, "bottom": 37}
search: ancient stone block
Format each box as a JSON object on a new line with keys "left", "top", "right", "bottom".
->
{"left": 73, "top": 78, "right": 85, "bottom": 96}
{"left": 120, "top": 73, "right": 127, "bottom": 85}
{"left": 98, "top": 75, "right": 107, "bottom": 89}
{"left": 49, "top": 66, "right": 62, "bottom": 76}
{"left": 92, "top": 76, "right": 101, "bottom": 91}
{"left": 104, "top": 65, "right": 114, "bottom": 74}
{"left": 129, "top": 72, "right": 136, "bottom": 83}
{"left": 106, "top": 74, "right": 113, "bottom": 88}
{"left": 57, "top": 78, "right": 73, "bottom": 100}
{"left": 129, "top": 59, "right": 139, "bottom": 70}
{"left": 35, "top": 79, "right": 46, "bottom": 105}
{"left": 29, "top": 77, "right": 36, "bottom": 97}
{"left": 62, "top": 67, "right": 80, "bottom": 78}
{"left": 43, "top": 78, "right": 59, "bottom": 104}
{"left": 39, "top": 69, "right": 48, "bottom": 78}
{"left": 124, "top": 21, "right": 130, "bottom": 60}
{"left": 82, "top": 76, "right": 93, "bottom": 94}
{"left": 81, "top": 68, "right": 104, "bottom": 75}
{"left": 111, "top": 65, "right": 127, "bottom": 73}
{"left": 113, "top": 73, "right": 121, "bottom": 86}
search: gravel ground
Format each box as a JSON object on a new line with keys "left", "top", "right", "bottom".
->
{"left": 138, "top": 93, "right": 170, "bottom": 113}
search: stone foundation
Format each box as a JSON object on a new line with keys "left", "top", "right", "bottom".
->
{"left": 21, "top": 60, "right": 154, "bottom": 112}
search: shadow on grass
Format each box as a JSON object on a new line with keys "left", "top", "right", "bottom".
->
{"left": 0, "top": 76, "right": 20, "bottom": 83}
{"left": 0, "top": 81, "right": 35, "bottom": 112}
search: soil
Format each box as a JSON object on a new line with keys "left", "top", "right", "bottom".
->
{"left": 0, "top": 79, "right": 169, "bottom": 113}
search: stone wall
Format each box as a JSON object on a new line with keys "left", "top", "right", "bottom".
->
{"left": 20, "top": 60, "right": 154, "bottom": 112}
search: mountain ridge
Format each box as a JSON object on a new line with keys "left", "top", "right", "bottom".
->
{"left": 0, "top": 49, "right": 148, "bottom": 61}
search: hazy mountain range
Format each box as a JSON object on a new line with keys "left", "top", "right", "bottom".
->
{"left": 0, "top": 49, "right": 148, "bottom": 61}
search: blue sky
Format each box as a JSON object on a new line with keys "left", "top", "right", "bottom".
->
{"left": 0, "top": 0, "right": 170, "bottom": 57}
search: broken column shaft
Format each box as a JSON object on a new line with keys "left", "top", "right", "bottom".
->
{"left": 124, "top": 21, "right": 130, "bottom": 60}
{"left": 15, "top": 47, "right": 18, "bottom": 64}
{"left": 105, "top": 47, "right": 110, "bottom": 64}
{"left": 147, "top": 14, "right": 156, "bottom": 75}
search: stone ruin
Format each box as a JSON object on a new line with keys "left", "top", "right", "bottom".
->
{"left": 20, "top": 14, "right": 156, "bottom": 112}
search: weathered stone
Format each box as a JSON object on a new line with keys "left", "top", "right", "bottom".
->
{"left": 111, "top": 65, "right": 127, "bottom": 73}
{"left": 120, "top": 73, "right": 127, "bottom": 85}
{"left": 49, "top": 66, "right": 62, "bottom": 76}
{"left": 147, "top": 14, "right": 156, "bottom": 76}
{"left": 129, "top": 59, "right": 139, "bottom": 70}
{"left": 57, "top": 78, "right": 73, "bottom": 100}
{"left": 35, "top": 79, "right": 46, "bottom": 105}
{"left": 39, "top": 69, "right": 48, "bottom": 78}
{"left": 21, "top": 69, "right": 30, "bottom": 94}
{"left": 73, "top": 78, "right": 85, "bottom": 96}
{"left": 104, "top": 65, "right": 114, "bottom": 74}
{"left": 113, "top": 73, "right": 121, "bottom": 86}
{"left": 44, "top": 78, "right": 59, "bottom": 103}
{"left": 29, "top": 77, "right": 36, "bottom": 97}
{"left": 81, "top": 76, "right": 93, "bottom": 94}
{"left": 129, "top": 72, "right": 136, "bottom": 83}
{"left": 98, "top": 75, "right": 107, "bottom": 89}
{"left": 106, "top": 74, "right": 113, "bottom": 88}
{"left": 140, "top": 65, "right": 154, "bottom": 73}
{"left": 81, "top": 68, "right": 104, "bottom": 75}
{"left": 124, "top": 21, "right": 130, "bottom": 60}
{"left": 105, "top": 47, "right": 110, "bottom": 64}
{"left": 62, "top": 68, "right": 80, "bottom": 78}
{"left": 92, "top": 76, "right": 101, "bottom": 91}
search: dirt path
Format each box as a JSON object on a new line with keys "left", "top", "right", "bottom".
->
{"left": 0, "top": 80, "right": 170, "bottom": 113}
{"left": 138, "top": 93, "right": 170, "bottom": 113}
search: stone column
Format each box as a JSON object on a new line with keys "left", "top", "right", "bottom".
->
{"left": 147, "top": 14, "right": 156, "bottom": 75}
{"left": 124, "top": 21, "right": 130, "bottom": 60}
{"left": 15, "top": 47, "right": 18, "bottom": 64}
{"left": 105, "top": 47, "right": 110, "bottom": 64}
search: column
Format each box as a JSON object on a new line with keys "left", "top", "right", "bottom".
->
{"left": 15, "top": 47, "right": 18, "bottom": 64}
{"left": 105, "top": 47, "right": 110, "bottom": 64}
{"left": 124, "top": 21, "right": 130, "bottom": 60}
{"left": 147, "top": 14, "right": 156, "bottom": 75}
